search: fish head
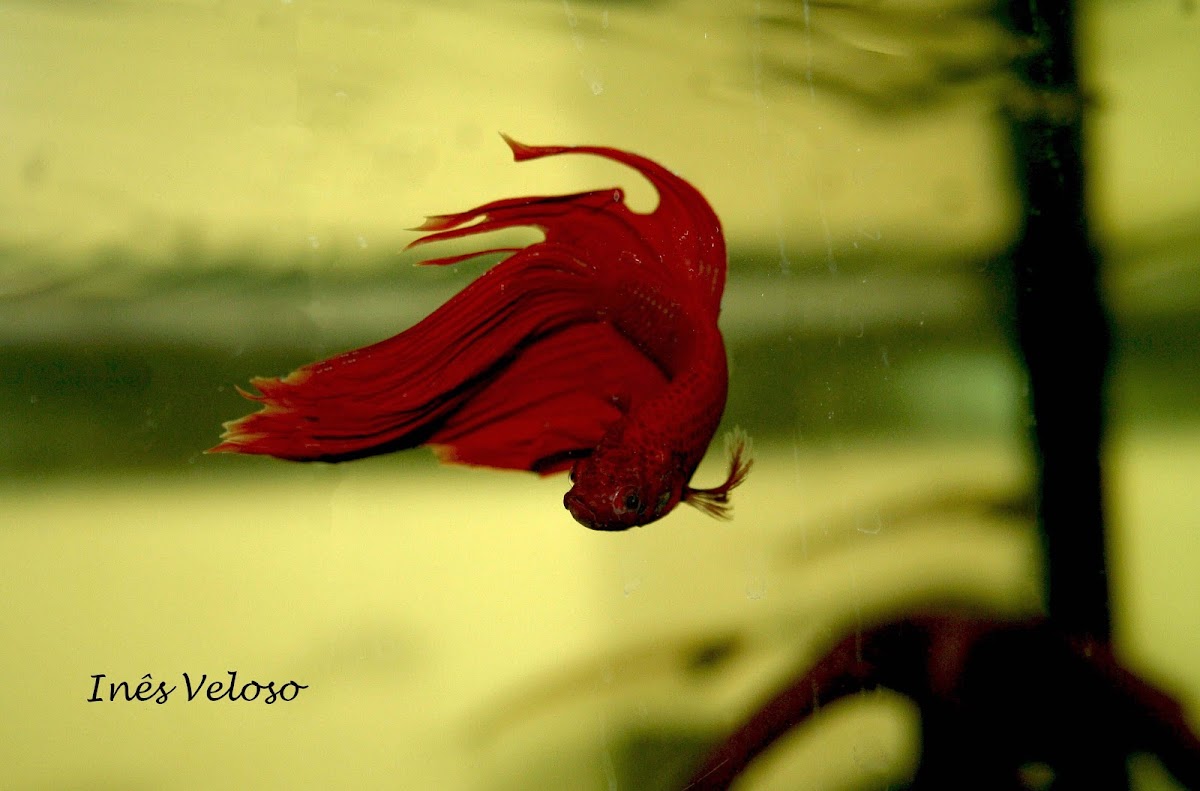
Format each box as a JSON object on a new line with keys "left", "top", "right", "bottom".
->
{"left": 563, "top": 445, "right": 685, "bottom": 531}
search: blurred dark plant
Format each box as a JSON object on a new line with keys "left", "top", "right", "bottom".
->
{"left": 685, "top": 613, "right": 1200, "bottom": 790}
{"left": 681, "top": 1, "right": 1200, "bottom": 788}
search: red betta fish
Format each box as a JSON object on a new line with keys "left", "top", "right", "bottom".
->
{"left": 212, "top": 135, "right": 751, "bottom": 530}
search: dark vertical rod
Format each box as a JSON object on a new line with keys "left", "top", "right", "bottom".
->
{"left": 1004, "top": 1, "right": 1121, "bottom": 787}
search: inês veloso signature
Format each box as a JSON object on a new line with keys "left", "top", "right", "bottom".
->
{"left": 87, "top": 672, "right": 307, "bottom": 705}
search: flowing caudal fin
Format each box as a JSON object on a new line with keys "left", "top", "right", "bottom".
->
{"left": 684, "top": 428, "right": 753, "bottom": 519}
{"left": 209, "top": 250, "right": 598, "bottom": 462}
{"left": 210, "top": 135, "right": 704, "bottom": 467}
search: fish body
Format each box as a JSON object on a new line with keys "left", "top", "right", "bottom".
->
{"left": 213, "top": 135, "right": 750, "bottom": 530}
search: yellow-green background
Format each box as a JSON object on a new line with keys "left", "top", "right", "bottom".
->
{"left": 1, "top": 1, "right": 1197, "bottom": 789}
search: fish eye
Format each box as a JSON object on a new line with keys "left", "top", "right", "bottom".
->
{"left": 623, "top": 492, "right": 641, "bottom": 513}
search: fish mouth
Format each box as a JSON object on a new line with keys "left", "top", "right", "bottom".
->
{"left": 564, "top": 491, "right": 640, "bottom": 531}
{"left": 564, "top": 492, "right": 606, "bottom": 531}
{"left": 564, "top": 494, "right": 638, "bottom": 532}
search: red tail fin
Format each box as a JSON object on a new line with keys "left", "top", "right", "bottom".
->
{"left": 210, "top": 251, "right": 597, "bottom": 461}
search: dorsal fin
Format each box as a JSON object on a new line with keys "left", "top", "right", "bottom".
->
{"left": 409, "top": 134, "right": 728, "bottom": 316}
